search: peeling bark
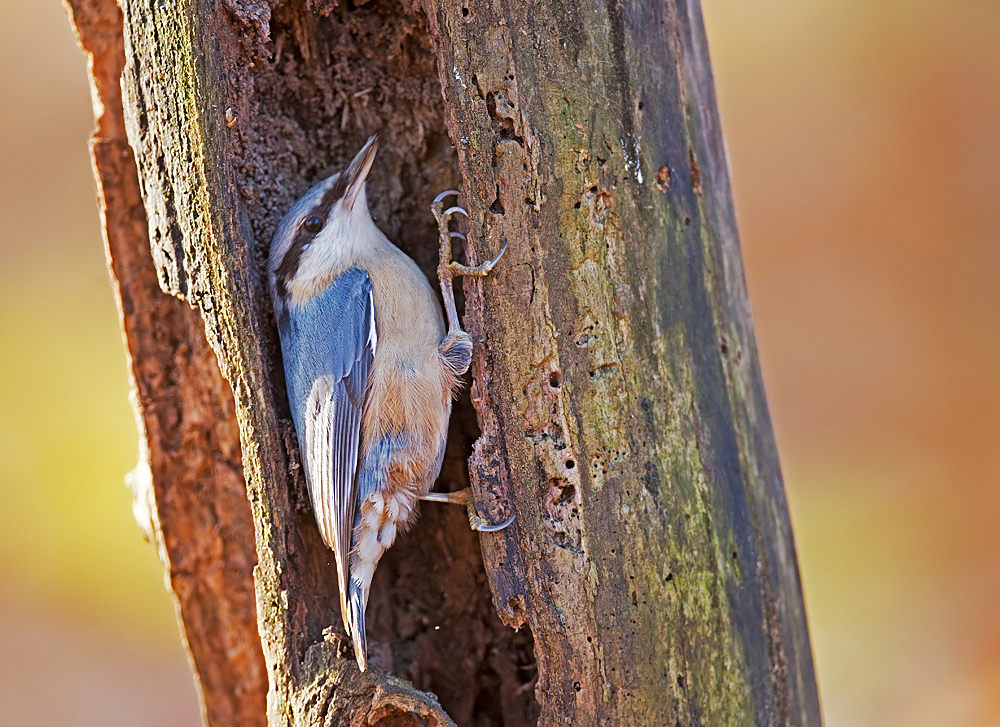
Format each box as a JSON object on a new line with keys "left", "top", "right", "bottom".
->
{"left": 64, "top": 1, "right": 267, "bottom": 725}
{"left": 66, "top": 0, "right": 819, "bottom": 724}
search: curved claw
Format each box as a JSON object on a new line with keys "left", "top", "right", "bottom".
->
{"left": 444, "top": 205, "right": 468, "bottom": 218}
{"left": 472, "top": 512, "right": 517, "bottom": 533}
{"left": 433, "top": 189, "right": 461, "bottom": 206}
{"left": 449, "top": 231, "right": 467, "bottom": 242}
{"left": 485, "top": 243, "right": 508, "bottom": 269}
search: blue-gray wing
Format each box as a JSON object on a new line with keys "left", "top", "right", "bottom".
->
{"left": 278, "top": 268, "right": 376, "bottom": 624}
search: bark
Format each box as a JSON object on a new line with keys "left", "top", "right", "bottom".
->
{"left": 66, "top": 0, "right": 820, "bottom": 725}
{"left": 65, "top": 1, "right": 267, "bottom": 725}
{"left": 421, "top": 2, "right": 822, "bottom": 724}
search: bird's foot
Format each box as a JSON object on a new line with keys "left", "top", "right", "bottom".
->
{"left": 420, "top": 488, "right": 516, "bottom": 533}
{"left": 441, "top": 245, "right": 508, "bottom": 279}
{"left": 432, "top": 190, "right": 506, "bottom": 333}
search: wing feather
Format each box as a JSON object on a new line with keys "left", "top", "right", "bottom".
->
{"left": 278, "top": 268, "right": 375, "bottom": 632}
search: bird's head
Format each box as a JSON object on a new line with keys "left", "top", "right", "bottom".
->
{"left": 268, "top": 135, "right": 380, "bottom": 307}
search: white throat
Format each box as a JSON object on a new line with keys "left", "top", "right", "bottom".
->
{"left": 286, "top": 189, "right": 384, "bottom": 305}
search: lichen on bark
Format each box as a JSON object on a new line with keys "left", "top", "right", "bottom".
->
{"left": 69, "top": 0, "right": 819, "bottom": 723}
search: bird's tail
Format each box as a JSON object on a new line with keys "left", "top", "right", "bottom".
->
{"left": 346, "top": 577, "right": 368, "bottom": 671}
{"left": 345, "top": 482, "right": 402, "bottom": 672}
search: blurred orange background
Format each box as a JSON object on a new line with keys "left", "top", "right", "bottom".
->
{"left": 1, "top": 0, "right": 997, "bottom": 724}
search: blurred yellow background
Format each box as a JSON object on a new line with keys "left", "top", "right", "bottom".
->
{"left": 0, "top": 1, "right": 202, "bottom": 725}
{"left": 707, "top": 1, "right": 1000, "bottom": 724}
{"left": 0, "top": 0, "right": 997, "bottom": 724}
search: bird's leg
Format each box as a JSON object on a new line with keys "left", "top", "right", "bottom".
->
{"left": 432, "top": 190, "right": 507, "bottom": 339}
{"left": 428, "top": 191, "right": 513, "bottom": 534}
{"left": 421, "top": 489, "right": 516, "bottom": 533}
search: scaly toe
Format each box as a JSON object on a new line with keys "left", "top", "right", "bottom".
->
{"left": 452, "top": 244, "right": 507, "bottom": 277}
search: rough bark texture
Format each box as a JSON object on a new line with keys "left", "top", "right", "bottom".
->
{"left": 68, "top": 0, "right": 820, "bottom": 724}
{"left": 106, "top": 0, "right": 536, "bottom": 724}
{"left": 65, "top": 1, "right": 268, "bottom": 725}
{"left": 420, "top": 0, "right": 822, "bottom": 724}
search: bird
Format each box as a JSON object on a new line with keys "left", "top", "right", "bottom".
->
{"left": 267, "top": 135, "right": 513, "bottom": 671}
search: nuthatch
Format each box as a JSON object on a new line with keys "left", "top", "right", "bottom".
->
{"left": 268, "top": 136, "right": 513, "bottom": 671}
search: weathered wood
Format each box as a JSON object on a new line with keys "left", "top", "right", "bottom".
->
{"left": 111, "top": 0, "right": 535, "bottom": 724}
{"left": 72, "top": 0, "right": 819, "bottom": 723}
{"left": 64, "top": 1, "right": 267, "bottom": 725}
{"left": 421, "top": 0, "right": 822, "bottom": 724}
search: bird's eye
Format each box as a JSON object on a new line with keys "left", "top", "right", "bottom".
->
{"left": 303, "top": 216, "right": 323, "bottom": 233}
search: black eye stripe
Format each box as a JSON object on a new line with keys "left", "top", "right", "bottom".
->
{"left": 275, "top": 176, "right": 343, "bottom": 299}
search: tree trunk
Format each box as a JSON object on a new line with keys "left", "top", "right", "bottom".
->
{"left": 66, "top": 0, "right": 821, "bottom": 725}
{"left": 64, "top": 1, "right": 267, "bottom": 725}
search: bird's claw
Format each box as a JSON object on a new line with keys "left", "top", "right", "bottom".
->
{"left": 431, "top": 192, "right": 468, "bottom": 225}
{"left": 432, "top": 189, "right": 505, "bottom": 333}
{"left": 470, "top": 511, "right": 517, "bottom": 533}
{"left": 481, "top": 243, "right": 507, "bottom": 272}
{"left": 420, "top": 488, "right": 516, "bottom": 534}
{"left": 433, "top": 189, "right": 461, "bottom": 208}
{"left": 442, "top": 244, "right": 507, "bottom": 277}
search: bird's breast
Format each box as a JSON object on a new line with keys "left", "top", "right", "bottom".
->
{"left": 361, "top": 252, "right": 450, "bottom": 469}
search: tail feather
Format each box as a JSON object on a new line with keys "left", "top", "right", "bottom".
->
{"left": 347, "top": 578, "right": 368, "bottom": 671}
{"left": 344, "top": 480, "right": 412, "bottom": 672}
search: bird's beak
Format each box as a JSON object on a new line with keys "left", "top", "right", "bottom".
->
{"left": 340, "top": 135, "right": 378, "bottom": 211}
